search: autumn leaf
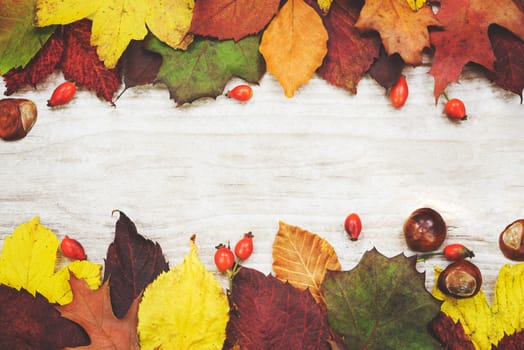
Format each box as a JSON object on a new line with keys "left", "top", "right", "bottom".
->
{"left": 190, "top": 0, "right": 280, "bottom": 41}
{"left": 355, "top": 0, "right": 440, "bottom": 65}
{"left": 0, "top": 0, "right": 56, "bottom": 75}
{"left": 323, "top": 248, "right": 442, "bottom": 349}
{"left": 406, "top": 0, "right": 426, "bottom": 11}
{"left": 57, "top": 274, "right": 140, "bottom": 349}
{"left": 429, "top": 311, "right": 475, "bottom": 350}
{"left": 429, "top": 0, "right": 524, "bottom": 101}
{"left": 432, "top": 263, "right": 524, "bottom": 349}
{"left": 272, "top": 221, "right": 341, "bottom": 307}
{"left": 223, "top": 266, "right": 332, "bottom": 350}
{"left": 146, "top": 34, "right": 265, "bottom": 106}
{"left": 368, "top": 49, "right": 406, "bottom": 89}
{"left": 317, "top": 0, "right": 334, "bottom": 13}
{"left": 103, "top": 211, "right": 169, "bottom": 319}
{"left": 0, "top": 217, "right": 102, "bottom": 305}
{"left": 317, "top": 0, "right": 381, "bottom": 94}
{"left": 35, "top": 0, "right": 194, "bottom": 68}
{"left": 137, "top": 236, "right": 229, "bottom": 350}
{"left": 259, "top": 0, "right": 328, "bottom": 97}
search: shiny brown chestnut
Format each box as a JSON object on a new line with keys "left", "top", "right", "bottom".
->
{"left": 437, "top": 260, "right": 482, "bottom": 298}
{"left": 403, "top": 208, "right": 446, "bottom": 252}
{"left": 499, "top": 219, "right": 524, "bottom": 261}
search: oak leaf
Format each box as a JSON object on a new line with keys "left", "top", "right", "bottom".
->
{"left": 104, "top": 211, "right": 169, "bottom": 319}
{"left": 429, "top": 0, "right": 524, "bottom": 100}
{"left": 259, "top": 0, "right": 328, "bottom": 97}
{"left": 190, "top": 0, "right": 280, "bottom": 41}
{"left": 355, "top": 0, "right": 440, "bottom": 65}
{"left": 0, "top": 285, "right": 89, "bottom": 348}
{"left": 0, "top": 217, "right": 102, "bottom": 305}
{"left": 137, "top": 236, "right": 229, "bottom": 350}
{"left": 57, "top": 275, "right": 140, "bottom": 349}
{"left": 323, "top": 248, "right": 442, "bottom": 349}
{"left": 318, "top": 0, "right": 381, "bottom": 94}
{"left": 272, "top": 221, "right": 341, "bottom": 307}
{"left": 0, "top": 0, "right": 56, "bottom": 75}
{"left": 35, "top": 0, "right": 195, "bottom": 68}
{"left": 146, "top": 34, "right": 265, "bottom": 106}
{"left": 223, "top": 266, "right": 331, "bottom": 350}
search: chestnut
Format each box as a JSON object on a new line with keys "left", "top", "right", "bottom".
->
{"left": 0, "top": 98, "right": 37, "bottom": 141}
{"left": 403, "top": 208, "right": 446, "bottom": 252}
{"left": 437, "top": 260, "right": 482, "bottom": 298}
{"left": 499, "top": 219, "right": 524, "bottom": 261}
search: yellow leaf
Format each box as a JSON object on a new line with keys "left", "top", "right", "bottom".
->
{"left": 406, "top": 0, "right": 426, "bottom": 11}
{"left": 272, "top": 221, "right": 341, "bottom": 306}
{"left": 35, "top": 0, "right": 194, "bottom": 68}
{"left": 259, "top": 0, "right": 328, "bottom": 97}
{"left": 317, "top": 0, "right": 333, "bottom": 13}
{"left": 0, "top": 217, "right": 102, "bottom": 305}
{"left": 433, "top": 264, "right": 524, "bottom": 349}
{"left": 138, "top": 236, "right": 229, "bottom": 350}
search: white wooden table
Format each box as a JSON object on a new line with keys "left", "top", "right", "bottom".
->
{"left": 0, "top": 65, "right": 522, "bottom": 302}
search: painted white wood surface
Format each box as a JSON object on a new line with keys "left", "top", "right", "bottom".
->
{"left": 0, "top": 65, "right": 522, "bottom": 302}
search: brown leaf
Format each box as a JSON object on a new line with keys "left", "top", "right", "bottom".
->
{"left": 57, "top": 274, "right": 140, "bottom": 350}
{"left": 355, "top": 0, "right": 440, "bottom": 65}
{"left": 272, "top": 221, "right": 341, "bottom": 306}
{"left": 259, "top": 0, "right": 328, "bottom": 97}
{"left": 429, "top": 311, "right": 475, "bottom": 350}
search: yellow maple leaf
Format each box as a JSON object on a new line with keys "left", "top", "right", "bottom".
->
{"left": 272, "top": 221, "right": 341, "bottom": 306}
{"left": 433, "top": 263, "right": 524, "bottom": 349}
{"left": 35, "top": 0, "right": 194, "bottom": 68}
{"left": 406, "top": 0, "right": 426, "bottom": 11}
{"left": 138, "top": 236, "right": 229, "bottom": 350}
{"left": 0, "top": 217, "right": 101, "bottom": 305}
{"left": 259, "top": 0, "right": 328, "bottom": 97}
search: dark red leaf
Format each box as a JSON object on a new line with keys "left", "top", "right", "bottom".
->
{"left": 103, "top": 211, "right": 169, "bottom": 319}
{"left": 492, "top": 330, "right": 524, "bottom": 349}
{"left": 0, "top": 285, "right": 89, "bottom": 349}
{"left": 224, "top": 266, "right": 331, "bottom": 350}
{"left": 429, "top": 311, "right": 475, "bottom": 350}
{"left": 368, "top": 47, "right": 405, "bottom": 89}
{"left": 119, "top": 39, "right": 162, "bottom": 93}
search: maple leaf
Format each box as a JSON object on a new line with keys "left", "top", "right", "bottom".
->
{"left": 323, "top": 248, "right": 442, "bottom": 349}
{"left": 4, "top": 20, "right": 122, "bottom": 104}
{"left": 137, "top": 236, "right": 229, "bottom": 350}
{"left": 57, "top": 274, "right": 140, "bottom": 349}
{"left": 223, "top": 266, "right": 332, "bottom": 350}
{"left": 35, "top": 0, "right": 194, "bottom": 68}
{"left": 103, "top": 211, "right": 169, "bottom": 319}
{"left": 317, "top": 0, "right": 381, "bottom": 94}
{"left": 429, "top": 0, "right": 524, "bottom": 101}
{"left": 432, "top": 263, "right": 524, "bottom": 349}
{"left": 0, "top": 0, "right": 56, "bottom": 75}
{"left": 0, "top": 285, "right": 89, "bottom": 348}
{"left": 146, "top": 34, "right": 265, "bottom": 106}
{"left": 259, "top": 0, "right": 328, "bottom": 97}
{"left": 272, "top": 221, "right": 341, "bottom": 307}
{"left": 0, "top": 217, "right": 102, "bottom": 305}
{"left": 189, "top": 0, "right": 280, "bottom": 41}
{"left": 368, "top": 48, "right": 406, "bottom": 89}
{"left": 355, "top": 0, "right": 440, "bottom": 65}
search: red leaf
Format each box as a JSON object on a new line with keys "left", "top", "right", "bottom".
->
{"left": 429, "top": 311, "right": 475, "bottom": 350}
{"left": 0, "top": 285, "right": 89, "bottom": 348}
{"left": 224, "top": 266, "right": 331, "bottom": 350}
{"left": 190, "top": 0, "right": 280, "bottom": 41}
{"left": 103, "top": 211, "right": 169, "bottom": 319}
{"left": 368, "top": 48, "right": 405, "bottom": 89}
{"left": 318, "top": 0, "right": 380, "bottom": 94}
{"left": 119, "top": 40, "right": 162, "bottom": 94}
{"left": 492, "top": 330, "right": 524, "bottom": 349}
{"left": 61, "top": 20, "right": 122, "bottom": 104}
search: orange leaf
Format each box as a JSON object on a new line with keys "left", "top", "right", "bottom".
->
{"left": 56, "top": 275, "right": 140, "bottom": 350}
{"left": 272, "top": 221, "right": 341, "bottom": 306}
{"left": 355, "top": 0, "right": 440, "bottom": 65}
{"left": 259, "top": 0, "right": 328, "bottom": 97}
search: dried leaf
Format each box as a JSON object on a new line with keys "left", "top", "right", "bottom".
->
{"left": 190, "top": 0, "right": 280, "bottom": 41}
{"left": 368, "top": 48, "right": 406, "bottom": 89}
{"left": 355, "top": 0, "right": 440, "bottom": 65}
{"left": 429, "top": 312, "right": 475, "bottom": 350}
{"left": 0, "top": 217, "right": 102, "bottom": 305}
{"left": 119, "top": 40, "right": 162, "bottom": 94}
{"left": 57, "top": 275, "right": 140, "bottom": 349}
{"left": 259, "top": 0, "right": 328, "bottom": 97}
{"left": 104, "top": 211, "right": 169, "bottom": 319}
{"left": 224, "top": 266, "right": 331, "bottom": 350}
{"left": 272, "top": 221, "right": 341, "bottom": 306}
{"left": 138, "top": 237, "right": 229, "bottom": 350}
{"left": 323, "top": 248, "right": 442, "bottom": 349}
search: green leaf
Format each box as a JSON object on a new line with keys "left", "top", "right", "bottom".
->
{"left": 146, "top": 34, "right": 265, "bottom": 106}
{"left": 322, "top": 248, "right": 442, "bottom": 349}
{"left": 0, "top": 0, "right": 56, "bottom": 75}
